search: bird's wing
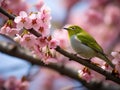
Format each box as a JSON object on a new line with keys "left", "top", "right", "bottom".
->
{"left": 76, "top": 32, "right": 103, "bottom": 53}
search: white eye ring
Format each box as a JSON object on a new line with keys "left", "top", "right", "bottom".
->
{"left": 71, "top": 27, "right": 75, "bottom": 30}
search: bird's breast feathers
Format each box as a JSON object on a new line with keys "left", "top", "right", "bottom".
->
{"left": 70, "top": 35, "right": 96, "bottom": 58}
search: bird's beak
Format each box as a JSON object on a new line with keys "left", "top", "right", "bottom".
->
{"left": 63, "top": 28, "right": 69, "bottom": 30}
{"left": 63, "top": 24, "right": 72, "bottom": 30}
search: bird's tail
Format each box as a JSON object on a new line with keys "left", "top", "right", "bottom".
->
{"left": 97, "top": 53, "right": 115, "bottom": 68}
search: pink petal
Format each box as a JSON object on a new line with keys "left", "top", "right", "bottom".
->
{"left": 19, "top": 11, "right": 28, "bottom": 17}
{"left": 14, "top": 16, "right": 21, "bottom": 23}
{"left": 29, "top": 13, "right": 36, "bottom": 19}
{"left": 16, "top": 22, "right": 24, "bottom": 30}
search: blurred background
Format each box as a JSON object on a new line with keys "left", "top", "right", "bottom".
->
{"left": 0, "top": 0, "right": 120, "bottom": 90}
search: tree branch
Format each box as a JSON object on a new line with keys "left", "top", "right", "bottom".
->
{"left": 0, "top": 7, "right": 120, "bottom": 85}
{"left": 27, "top": 28, "right": 120, "bottom": 85}
{"left": 0, "top": 40, "right": 89, "bottom": 88}
{"left": 0, "top": 7, "right": 15, "bottom": 20}
{"left": 0, "top": 36, "right": 120, "bottom": 90}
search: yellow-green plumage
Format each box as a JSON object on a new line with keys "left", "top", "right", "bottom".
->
{"left": 64, "top": 25, "right": 114, "bottom": 68}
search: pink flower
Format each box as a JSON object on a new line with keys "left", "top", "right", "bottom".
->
{"left": 85, "top": 9, "right": 103, "bottom": 25}
{"left": 4, "top": 76, "right": 29, "bottom": 90}
{"left": 0, "top": 25, "right": 10, "bottom": 34}
{"left": 1, "top": 0, "right": 28, "bottom": 15}
{"left": 38, "top": 24, "right": 50, "bottom": 36}
{"left": 48, "top": 39, "right": 59, "bottom": 49}
{"left": 33, "top": 46, "right": 50, "bottom": 63}
{"left": 78, "top": 68, "right": 93, "bottom": 82}
{"left": 20, "top": 34, "right": 36, "bottom": 49}
{"left": 0, "top": 25, "right": 18, "bottom": 36}
{"left": 36, "top": 36, "right": 48, "bottom": 48}
{"left": 101, "top": 63, "right": 112, "bottom": 72}
{"left": 40, "top": 5, "right": 51, "bottom": 22}
{"left": 35, "top": 0, "right": 44, "bottom": 10}
{"left": 53, "top": 29, "right": 69, "bottom": 48}
{"left": 37, "top": 5, "right": 51, "bottom": 36}
{"left": 111, "top": 51, "right": 120, "bottom": 65}
{"left": 29, "top": 13, "right": 41, "bottom": 31}
{"left": 33, "top": 44, "right": 43, "bottom": 58}
{"left": 28, "top": 8, "right": 51, "bottom": 36}
{"left": 4, "top": 76, "right": 20, "bottom": 90}
{"left": 91, "top": 0, "right": 109, "bottom": 7}
{"left": 0, "top": 0, "right": 3, "bottom": 6}
{"left": 111, "top": 51, "right": 120, "bottom": 74}
{"left": 8, "top": 28, "right": 19, "bottom": 36}
{"left": 14, "top": 11, "right": 32, "bottom": 30}
{"left": 104, "top": 5, "right": 120, "bottom": 26}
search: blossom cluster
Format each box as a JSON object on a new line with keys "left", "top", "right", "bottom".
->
{"left": 0, "top": 4, "right": 60, "bottom": 64}
{"left": 0, "top": 76, "right": 29, "bottom": 90}
{"left": 111, "top": 51, "right": 120, "bottom": 74}
{"left": 0, "top": 0, "right": 28, "bottom": 15}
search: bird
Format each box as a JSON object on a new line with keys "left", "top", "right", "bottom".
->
{"left": 64, "top": 25, "right": 114, "bottom": 68}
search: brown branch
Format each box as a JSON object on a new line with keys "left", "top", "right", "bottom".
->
{"left": 0, "top": 7, "right": 120, "bottom": 85}
{"left": 0, "top": 41, "right": 89, "bottom": 88}
{"left": 0, "top": 39, "right": 120, "bottom": 90}
{"left": 0, "top": 7, "right": 15, "bottom": 20}
{"left": 27, "top": 28, "right": 120, "bottom": 84}
{"left": 55, "top": 46, "right": 120, "bottom": 84}
{"left": 29, "top": 28, "right": 42, "bottom": 37}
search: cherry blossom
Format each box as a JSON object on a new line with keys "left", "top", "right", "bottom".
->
{"left": 53, "top": 29, "right": 69, "bottom": 49}
{"left": 90, "top": 0, "right": 109, "bottom": 7}
{"left": 85, "top": 9, "right": 103, "bottom": 25}
{"left": 48, "top": 39, "right": 59, "bottom": 49}
{"left": 0, "top": 0, "right": 28, "bottom": 15}
{"left": 111, "top": 51, "right": 120, "bottom": 75}
{"left": 35, "top": 0, "right": 44, "bottom": 10}
{"left": 36, "top": 36, "right": 48, "bottom": 48}
{"left": 78, "top": 67, "right": 93, "bottom": 82}
{"left": 13, "top": 4, "right": 54, "bottom": 64}
{"left": 0, "top": 24, "right": 18, "bottom": 36}
{"left": 0, "top": 76, "right": 29, "bottom": 90}
{"left": 0, "top": 0, "right": 3, "bottom": 6}
{"left": 104, "top": 5, "right": 120, "bottom": 26}
{"left": 20, "top": 34, "right": 36, "bottom": 49}
{"left": 38, "top": 5, "right": 51, "bottom": 36}
{"left": 4, "top": 76, "right": 20, "bottom": 90}
{"left": 14, "top": 11, "right": 32, "bottom": 30}
{"left": 29, "top": 13, "right": 40, "bottom": 31}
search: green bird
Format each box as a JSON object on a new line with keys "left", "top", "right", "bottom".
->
{"left": 64, "top": 25, "right": 114, "bottom": 68}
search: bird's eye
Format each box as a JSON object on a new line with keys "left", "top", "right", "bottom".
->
{"left": 71, "top": 27, "right": 75, "bottom": 30}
